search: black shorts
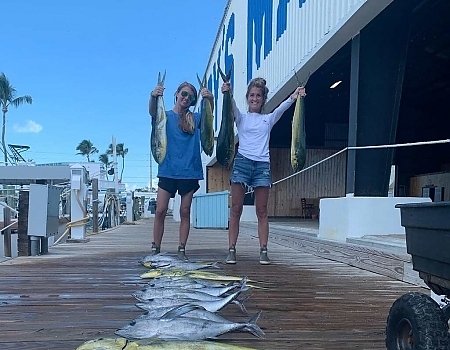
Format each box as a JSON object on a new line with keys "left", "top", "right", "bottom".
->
{"left": 158, "top": 177, "right": 200, "bottom": 198}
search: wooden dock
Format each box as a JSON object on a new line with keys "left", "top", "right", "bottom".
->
{"left": 0, "top": 218, "right": 427, "bottom": 349}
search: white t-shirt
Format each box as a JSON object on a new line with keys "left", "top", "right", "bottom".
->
{"left": 232, "top": 97, "right": 295, "bottom": 162}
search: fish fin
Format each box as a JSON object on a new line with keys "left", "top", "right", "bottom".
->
{"left": 160, "top": 303, "right": 205, "bottom": 320}
{"left": 217, "top": 65, "right": 228, "bottom": 82}
{"left": 293, "top": 69, "right": 311, "bottom": 87}
{"left": 208, "top": 261, "right": 221, "bottom": 269}
{"left": 244, "top": 323, "right": 265, "bottom": 338}
{"left": 196, "top": 73, "right": 204, "bottom": 88}
{"left": 135, "top": 302, "right": 148, "bottom": 310}
{"left": 248, "top": 310, "right": 263, "bottom": 324}
{"left": 232, "top": 296, "right": 248, "bottom": 316}
{"left": 158, "top": 70, "right": 166, "bottom": 87}
{"left": 239, "top": 277, "right": 251, "bottom": 293}
{"left": 226, "top": 63, "right": 233, "bottom": 81}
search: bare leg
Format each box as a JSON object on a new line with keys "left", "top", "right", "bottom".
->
{"left": 228, "top": 183, "right": 246, "bottom": 247}
{"left": 152, "top": 187, "right": 171, "bottom": 247}
{"left": 178, "top": 190, "right": 195, "bottom": 246}
{"left": 254, "top": 186, "right": 270, "bottom": 248}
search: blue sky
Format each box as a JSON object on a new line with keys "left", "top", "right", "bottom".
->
{"left": 1, "top": 0, "right": 227, "bottom": 189}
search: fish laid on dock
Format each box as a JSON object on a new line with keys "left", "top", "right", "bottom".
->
{"left": 135, "top": 288, "right": 247, "bottom": 314}
{"left": 145, "top": 260, "right": 220, "bottom": 270}
{"left": 197, "top": 74, "right": 214, "bottom": 156}
{"left": 150, "top": 71, "right": 167, "bottom": 164}
{"left": 114, "top": 310, "right": 264, "bottom": 341}
{"left": 216, "top": 65, "right": 235, "bottom": 168}
{"left": 77, "top": 338, "right": 261, "bottom": 349}
{"left": 140, "top": 268, "right": 249, "bottom": 282}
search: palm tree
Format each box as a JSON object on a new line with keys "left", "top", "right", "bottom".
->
{"left": 107, "top": 142, "right": 129, "bottom": 180}
{"left": 99, "top": 153, "right": 111, "bottom": 180}
{"left": 0, "top": 72, "right": 32, "bottom": 165}
{"left": 76, "top": 139, "right": 98, "bottom": 162}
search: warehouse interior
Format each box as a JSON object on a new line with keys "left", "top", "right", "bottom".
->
{"left": 270, "top": 0, "right": 449, "bottom": 199}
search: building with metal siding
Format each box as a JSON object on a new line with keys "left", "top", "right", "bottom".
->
{"left": 200, "top": 0, "right": 450, "bottom": 217}
{"left": 202, "top": 0, "right": 392, "bottom": 122}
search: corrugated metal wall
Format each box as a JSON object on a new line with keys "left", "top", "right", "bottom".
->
{"left": 200, "top": 0, "right": 391, "bottom": 133}
{"left": 198, "top": 0, "right": 391, "bottom": 217}
{"left": 192, "top": 191, "right": 229, "bottom": 228}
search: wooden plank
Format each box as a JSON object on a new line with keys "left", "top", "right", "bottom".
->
{"left": 410, "top": 171, "right": 450, "bottom": 201}
{"left": 0, "top": 218, "right": 427, "bottom": 350}
{"left": 241, "top": 222, "right": 412, "bottom": 281}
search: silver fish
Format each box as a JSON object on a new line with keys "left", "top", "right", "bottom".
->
{"left": 133, "top": 305, "right": 263, "bottom": 339}
{"left": 139, "top": 252, "right": 177, "bottom": 264}
{"left": 150, "top": 261, "right": 220, "bottom": 270}
{"left": 160, "top": 304, "right": 262, "bottom": 330}
{"left": 114, "top": 313, "right": 264, "bottom": 341}
{"left": 136, "top": 289, "right": 247, "bottom": 314}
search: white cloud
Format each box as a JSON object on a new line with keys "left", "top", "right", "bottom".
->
{"left": 13, "top": 120, "right": 43, "bottom": 133}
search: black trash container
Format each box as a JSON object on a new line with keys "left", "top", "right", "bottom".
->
{"left": 148, "top": 199, "right": 157, "bottom": 214}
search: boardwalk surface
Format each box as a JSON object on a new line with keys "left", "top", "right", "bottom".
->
{"left": 0, "top": 218, "right": 427, "bottom": 349}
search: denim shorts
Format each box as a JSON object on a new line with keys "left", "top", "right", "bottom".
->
{"left": 230, "top": 153, "right": 272, "bottom": 188}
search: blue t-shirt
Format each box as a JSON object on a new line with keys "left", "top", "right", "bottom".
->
{"left": 157, "top": 110, "right": 204, "bottom": 180}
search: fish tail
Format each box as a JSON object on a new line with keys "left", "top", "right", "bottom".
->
{"left": 232, "top": 295, "right": 249, "bottom": 315}
{"left": 248, "top": 310, "right": 262, "bottom": 324}
{"left": 210, "top": 261, "right": 221, "bottom": 269}
{"left": 238, "top": 276, "right": 251, "bottom": 293}
{"left": 244, "top": 323, "right": 265, "bottom": 338}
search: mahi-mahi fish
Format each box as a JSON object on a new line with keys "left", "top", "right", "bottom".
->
{"left": 216, "top": 65, "right": 235, "bottom": 168}
{"left": 290, "top": 74, "right": 308, "bottom": 172}
{"left": 197, "top": 74, "right": 214, "bottom": 156}
{"left": 76, "top": 338, "right": 260, "bottom": 349}
{"left": 150, "top": 71, "right": 167, "bottom": 164}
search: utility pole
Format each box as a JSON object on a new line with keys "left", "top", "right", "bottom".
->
{"left": 112, "top": 136, "right": 119, "bottom": 195}
{"left": 92, "top": 178, "right": 99, "bottom": 233}
{"left": 149, "top": 119, "right": 153, "bottom": 191}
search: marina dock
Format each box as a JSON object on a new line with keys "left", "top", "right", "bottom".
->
{"left": 0, "top": 218, "right": 426, "bottom": 349}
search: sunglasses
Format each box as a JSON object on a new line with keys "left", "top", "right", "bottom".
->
{"left": 180, "top": 90, "right": 196, "bottom": 103}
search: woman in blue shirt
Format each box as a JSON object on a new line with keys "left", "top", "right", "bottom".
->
{"left": 149, "top": 81, "right": 214, "bottom": 260}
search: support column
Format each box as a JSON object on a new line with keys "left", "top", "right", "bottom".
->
{"left": 347, "top": 0, "right": 413, "bottom": 196}
{"left": 18, "top": 190, "right": 30, "bottom": 256}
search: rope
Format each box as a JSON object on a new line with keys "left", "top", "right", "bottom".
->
{"left": 0, "top": 220, "right": 17, "bottom": 233}
{"left": 0, "top": 201, "right": 18, "bottom": 214}
{"left": 246, "top": 138, "right": 450, "bottom": 193}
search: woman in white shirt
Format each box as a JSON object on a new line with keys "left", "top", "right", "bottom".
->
{"left": 221, "top": 78, "right": 306, "bottom": 265}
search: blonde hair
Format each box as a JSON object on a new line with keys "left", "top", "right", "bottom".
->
{"left": 246, "top": 77, "right": 269, "bottom": 112}
{"left": 175, "top": 82, "right": 197, "bottom": 135}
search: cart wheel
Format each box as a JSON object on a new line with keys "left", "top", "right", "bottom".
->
{"left": 443, "top": 304, "right": 450, "bottom": 323}
{"left": 386, "top": 292, "right": 449, "bottom": 350}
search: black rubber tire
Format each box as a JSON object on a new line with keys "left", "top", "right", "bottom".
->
{"left": 386, "top": 292, "right": 449, "bottom": 350}
{"left": 443, "top": 304, "right": 450, "bottom": 323}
